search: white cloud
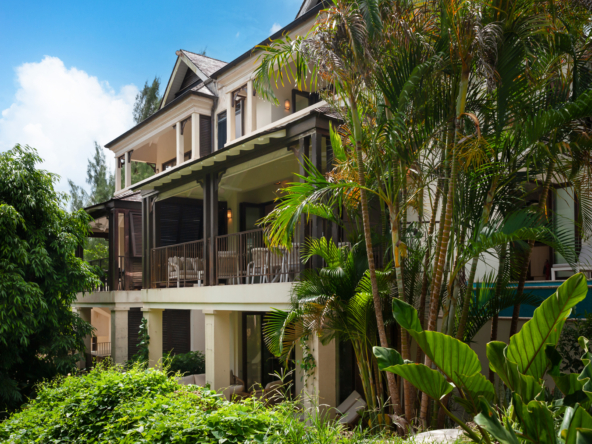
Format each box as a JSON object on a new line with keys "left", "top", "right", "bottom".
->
{"left": 270, "top": 23, "right": 282, "bottom": 34}
{"left": 236, "top": 32, "right": 240, "bottom": 37}
{"left": 0, "top": 56, "right": 138, "bottom": 191}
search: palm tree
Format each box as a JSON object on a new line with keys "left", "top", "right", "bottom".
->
{"left": 263, "top": 238, "right": 392, "bottom": 413}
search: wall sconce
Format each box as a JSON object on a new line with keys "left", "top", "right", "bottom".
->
{"left": 284, "top": 99, "right": 291, "bottom": 111}
{"left": 227, "top": 208, "right": 232, "bottom": 219}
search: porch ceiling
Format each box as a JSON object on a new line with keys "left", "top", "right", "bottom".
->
{"left": 129, "top": 106, "right": 337, "bottom": 196}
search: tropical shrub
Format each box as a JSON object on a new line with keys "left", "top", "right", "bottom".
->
{"left": 558, "top": 312, "right": 592, "bottom": 373}
{"left": 167, "top": 350, "right": 206, "bottom": 376}
{"left": 0, "top": 363, "right": 286, "bottom": 444}
{"left": 374, "top": 273, "right": 592, "bottom": 443}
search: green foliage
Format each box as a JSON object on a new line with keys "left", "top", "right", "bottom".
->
{"left": 84, "top": 238, "right": 108, "bottom": 262}
{"left": 0, "top": 145, "right": 98, "bottom": 414}
{"left": 167, "top": 350, "right": 206, "bottom": 376}
{"left": 133, "top": 77, "right": 161, "bottom": 124}
{"left": 558, "top": 312, "right": 592, "bottom": 373}
{"left": 374, "top": 273, "right": 592, "bottom": 443}
{"left": 0, "top": 364, "right": 398, "bottom": 444}
{"left": 131, "top": 317, "right": 150, "bottom": 366}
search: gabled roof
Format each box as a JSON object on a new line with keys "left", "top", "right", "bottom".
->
{"left": 296, "top": 0, "right": 324, "bottom": 18}
{"left": 179, "top": 50, "right": 227, "bottom": 77}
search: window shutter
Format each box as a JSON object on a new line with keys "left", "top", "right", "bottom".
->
{"left": 162, "top": 309, "right": 191, "bottom": 355}
{"left": 130, "top": 212, "right": 143, "bottom": 257}
{"left": 128, "top": 308, "right": 143, "bottom": 359}
{"left": 200, "top": 115, "right": 212, "bottom": 157}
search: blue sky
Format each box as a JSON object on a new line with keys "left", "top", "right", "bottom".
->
{"left": 0, "top": 0, "right": 302, "bottom": 190}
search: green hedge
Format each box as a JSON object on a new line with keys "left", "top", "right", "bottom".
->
{"left": 0, "top": 363, "right": 288, "bottom": 444}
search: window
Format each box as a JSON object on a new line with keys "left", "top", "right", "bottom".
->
{"left": 292, "top": 89, "right": 321, "bottom": 113}
{"left": 217, "top": 111, "right": 227, "bottom": 150}
{"left": 235, "top": 99, "right": 245, "bottom": 138}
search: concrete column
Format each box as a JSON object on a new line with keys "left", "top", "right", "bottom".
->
{"left": 110, "top": 307, "right": 129, "bottom": 364}
{"left": 302, "top": 335, "right": 337, "bottom": 409}
{"left": 125, "top": 151, "right": 132, "bottom": 188}
{"left": 115, "top": 157, "right": 121, "bottom": 192}
{"left": 176, "top": 121, "right": 185, "bottom": 166}
{"left": 190, "top": 309, "right": 206, "bottom": 353}
{"left": 191, "top": 112, "right": 200, "bottom": 159}
{"left": 142, "top": 308, "right": 164, "bottom": 368}
{"left": 204, "top": 310, "right": 230, "bottom": 391}
{"left": 246, "top": 80, "right": 256, "bottom": 134}
{"left": 226, "top": 92, "right": 235, "bottom": 144}
{"left": 78, "top": 307, "right": 92, "bottom": 367}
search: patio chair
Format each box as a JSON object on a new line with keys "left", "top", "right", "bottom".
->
{"left": 280, "top": 243, "right": 300, "bottom": 282}
{"left": 224, "top": 370, "right": 249, "bottom": 400}
{"left": 336, "top": 391, "right": 366, "bottom": 425}
{"left": 247, "top": 248, "right": 268, "bottom": 284}
{"left": 268, "top": 247, "right": 285, "bottom": 283}
{"left": 217, "top": 250, "right": 240, "bottom": 284}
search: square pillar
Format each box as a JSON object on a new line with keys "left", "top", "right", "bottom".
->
{"left": 110, "top": 307, "right": 129, "bottom": 364}
{"left": 77, "top": 307, "right": 92, "bottom": 367}
{"left": 246, "top": 80, "right": 256, "bottom": 134}
{"left": 226, "top": 92, "right": 235, "bottom": 144}
{"left": 142, "top": 308, "right": 164, "bottom": 368}
{"left": 302, "top": 335, "right": 337, "bottom": 410}
{"left": 203, "top": 310, "right": 230, "bottom": 391}
{"left": 191, "top": 112, "right": 200, "bottom": 160}
{"left": 125, "top": 151, "right": 132, "bottom": 188}
{"left": 176, "top": 121, "right": 185, "bottom": 166}
{"left": 115, "top": 157, "right": 122, "bottom": 192}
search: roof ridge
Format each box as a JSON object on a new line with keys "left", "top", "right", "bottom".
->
{"left": 180, "top": 49, "right": 227, "bottom": 65}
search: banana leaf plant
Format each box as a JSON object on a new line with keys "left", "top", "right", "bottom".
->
{"left": 374, "top": 273, "right": 592, "bottom": 443}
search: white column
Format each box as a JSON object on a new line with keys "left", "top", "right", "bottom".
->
{"left": 78, "top": 307, "right": 92, "bottom": 368}
{"left": 142, "top": 308, "right": 164, "bottom": 368}
{"left": 110, "top": 307, "right": 129, "bottom": 364}
{"left": 191, "top": 113, "right": 200, "bottom": 159}
{"left": 204, "top": 310, "right": 230, "bottom": 391}
{"left": 125, "top": 151, "right": 132, "bottom": 188}
{"left": 247, "top": 80, "right": 256, "bottom": 134}
{"left": 302, "top": 335, "right": 337, "bottom": 410}
{"left": 115, "top": 157, "right": 121, "bottom": 192}
{"left": 176, "top": 121, "right": 185, "bottom": 166}
{"left": 190, "top": 310, "right": 206, "bottom": 353}
{"left": 226, "top": 93, "right": 235, "bottom": 144}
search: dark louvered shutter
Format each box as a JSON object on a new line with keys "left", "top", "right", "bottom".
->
{"left": 158, "top": 203, "right": 181, "bottom": 246}
{"left": 200, "top": 115, "right": 212, "bottom": 157}
{"left": 128, "top": 308, "right": 143, "bottom": 358}
{"left": 163, "top": 309, "right": 191, "bottom": 355}
{"left": 179, "top": 205, "right": 203, "bottom": 243}
{"left": 130, "top": 212, "right": 142, "bottom": 257}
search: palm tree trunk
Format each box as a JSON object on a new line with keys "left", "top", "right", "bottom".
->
{"left": 415, "top": 181, "right": 442, "bottom": 365}
{"left": 350, "top": 97, "right": 402, "bottom": 417}
{"left": 509, "top": 159, "right": 555, "bottom": 336}
{"left": 456, "top": 175, "right": 499, "bottom": 340}
{"left": 421, "top": 74, "right": 464, "bottom": 423}
{"left": 389, "top": 202, "right": 414, "bottom": 421}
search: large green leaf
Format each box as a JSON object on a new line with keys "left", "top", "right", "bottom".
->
{"left": 487, "top": 341, "right": 543, "bottom": 402}
{"left": 382, "top": 363, "right": 453, "bottom": 401}
{"left": 513, "top": 394, "right": 556, "bottom": 444}
{"left": 507, "top": 273, "right": 588, "bottom": 380}
{"left": 475, "top": 399, "right": 520, "bottom": 444}
{"left": 576, "top": 429, "right": 592, "bottom": 444}
{"left": 392, "top": 298, "right": 491, "bottom": 410}
{"left": 564, "top": 406, "right": 592, "bottom": 444}
{"left": 373, "top": 346, "right": 404, "bottom": 370}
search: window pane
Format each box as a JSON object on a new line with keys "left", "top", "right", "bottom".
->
{"left": 235, "top": 101, "right": 243, "bottom": 138}
{"left": 295, "top": 94, "right": 309, "bottom": 113}
{"left": 217, "top": 112, "right": 227, "bottom": 150}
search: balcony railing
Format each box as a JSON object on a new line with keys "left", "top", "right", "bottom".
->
{"left": 215, "top": 228, "right": 302, "bottom": 285}
{"left": 91, "top": 341, "right": 111, "bottom": 357}
{"left": 151, "top": 239, "right": 205, "bottom": 288}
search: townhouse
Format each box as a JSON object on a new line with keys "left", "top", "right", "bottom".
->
{"left": 73, "top": 0, "right": 592, "bottom": 407}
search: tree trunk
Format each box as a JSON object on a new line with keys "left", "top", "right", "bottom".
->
{"left": 415, "top": 182, "right": 442, "bottom": 365}
{"left": 509, "top": 159, "right": 555, "bottom": 337}
{"left": 389, "top": 203, "right": 414, "bottom": 421}
{"left": 350, "top": 99, "right": 403, "bottom": 417}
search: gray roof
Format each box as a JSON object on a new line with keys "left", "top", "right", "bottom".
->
{"left": 180, "top": 50, "right": 227, "bottom": 77}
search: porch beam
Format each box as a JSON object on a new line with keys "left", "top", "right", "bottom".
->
{"left": 125, "top": 152, "right": 132, "bottom": 189}
{"left": 191, "top": 113, "right": 200, "bottom": 160}
{"left": 176, "top": 121, "right": 185, "bottom": 166}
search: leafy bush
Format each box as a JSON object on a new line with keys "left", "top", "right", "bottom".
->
{"left": 374, "top": 273, "right": 592, "bottom": 443}
{"left": 167, "top": 350, "right": 206, "bottom": 376}
{"left": 0, "top": 363, "right": 287, "bottom": 444}
{"left": 557, "top": 311, "right": 592, "bottom": 373}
